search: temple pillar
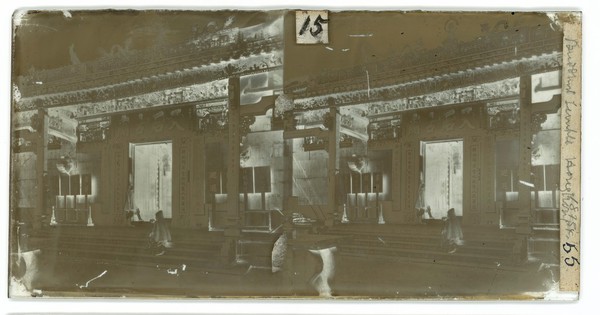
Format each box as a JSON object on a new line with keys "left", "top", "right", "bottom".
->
{"left": 391, "top": 142, "right": 402, "bottom": 220}
{"left": 34, "top": 108, "right": 49, "bottom": 229}
{"left": 282, "top": 137, "right": 294, "bottom": 212}
{"left": 326, "top": 107, "right": 340, "bottom": 227}
{"left": 223, "top": 77, "right": 241, "bottom": 262}
{"left": 515, "top": 75, "right": 533, "bottom": 262}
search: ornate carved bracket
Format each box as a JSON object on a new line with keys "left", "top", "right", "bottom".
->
{"left": 198, "top": 113, "right": 228, "bottom": 135}
{"left": 531, "top": 112, "right": 548, "bottom": 134}
{"left": 77, "top": 118, "right": 111, "bottom": 143}
{"left": 486, "top": 100, "right": 520, "bottom": 130}
{"left": 303, "top": 136, "right": 327, "bottom": 151}
{"left": 240, "top": 116, "right": 256, "bottom": 136}
{"left": 368, "top": 117, "right": 401, "bottom": 143}
{"left": 339, "top": 134, "right": 354, "bottom": 148}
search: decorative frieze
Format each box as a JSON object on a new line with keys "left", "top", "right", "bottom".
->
{"left": 48, "top": 80, "right": 227, "bottom": 119}
{"left": 295, "top": 77, "right": 521, "bottom": 114}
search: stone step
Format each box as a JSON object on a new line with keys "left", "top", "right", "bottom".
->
{"left": 50, "top": 239, "right": 221, "bottom": 257}
{"left": 42, "top": 233, "right": 221, "bottom": 249}
{"left": 48, "top": 248, "right": 244, "bottom": 276}
{"left": 32, "top": 226, "right": 226, "bottom": 272}
{"left": 348, "top": 239, "right": 512, "bottom": 256}
{"left": 338, "top": 244, "right": 513, "bottom": 268}
{"left": 339, "top": 251, "right": 523, "bottom": 272}
{"left": 33, "top": 226, "right": 224, "bottom": 248}
{"left": 50, "top": 245, "right": 218, "bottom": 269}
{"left": 323, "top": 224, "right": 518, "bottom": 268}
{"left": 325, "top": 229, "right": 515, "bottom": 248}
{"left": 31, "top": 224, "right": 521, "bottom": 275}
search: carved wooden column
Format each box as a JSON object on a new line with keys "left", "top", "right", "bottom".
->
{"left": 276, "top": 95, "right": 297, "bottom": 225}
{"left": 326, "top": 107, "right": 340, "bottom": 227}
{"left": 282, "top": 134, "right": 294, "bottom": 215}
{"left": 223, "top": 77, "right": 241, "bottom": 262}
{"left": 112, "top": 142, "right": 129, "bottom": 226}
{"left": 34, "top": 108, "right": 49, "bottom": 229}
{"left": 391, "top": 143, "right": 402, "bottom": 218}
{"left": 176, "top": 137, "right": 192, "bottom": 228}
{"left": 192, "top": 136, "right": 207, "bottom": 229}
{"left": 515, "top": 75, "right": 533, "bottom": 262}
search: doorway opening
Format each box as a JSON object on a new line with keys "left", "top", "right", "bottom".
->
{"left": 130, "top": 141, "right": 173, "bottom": 220}
{"left": 420, "top": 139, "right": 464, "bottom": 218}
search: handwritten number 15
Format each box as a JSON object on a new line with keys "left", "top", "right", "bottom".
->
{"left": 299, "top": 15, "right": 329, "bottom": 37}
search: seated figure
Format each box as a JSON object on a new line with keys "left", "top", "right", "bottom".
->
{"left": 441, "top": 208, "right": 464, "bottom": 253}
{"left": 148, "top": 210, "right": 173, "bottom": 255}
